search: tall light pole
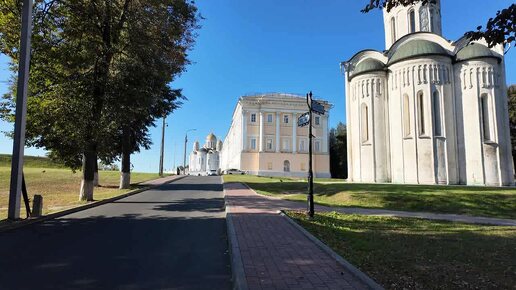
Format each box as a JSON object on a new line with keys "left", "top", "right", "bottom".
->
{"left": 183, "top": 129, "right": 196, "bottom": 174}
{"left": 8, "top": 0, "right": 33, "bottom": 220}
{"left": 158, "top": 116, "right": 166, "bottom": 176}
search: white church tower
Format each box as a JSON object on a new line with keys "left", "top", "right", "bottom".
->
{"left": 342, "top": 0, "right": 514, "bottom": 186}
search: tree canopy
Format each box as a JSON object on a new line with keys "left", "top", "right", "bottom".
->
{"left": 0, "top": 0, "right": 200, "bottom": 199}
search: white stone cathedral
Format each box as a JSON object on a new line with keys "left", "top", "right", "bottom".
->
{"left": 189, "top": 133, "right": 223, "bottom": 174}
{"left": 342, "top": 0, "right": 514, "bottom": 186}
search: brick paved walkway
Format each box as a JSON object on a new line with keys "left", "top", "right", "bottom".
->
{"left": 224, "top": 182, "right": 373, "bottom": 290}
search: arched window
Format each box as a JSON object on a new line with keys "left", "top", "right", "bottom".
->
{"left": 361, "top": 103, "right": 369, "bottom": 143}
{"left": 403, "top": 94, "right": 411, "bottom": 137}
{"left": 480, "top": 94, "right": 491, "bottom": 141}
{"left": 390, "top": 17, "right": 397, "bottom": 43}
{"left": 417, "top": 91, "right": 426, "bottom": 136}
{"left": 283, "top": 160, "right": 290, "bottom": 172}
{"left": 408, "top": 9, "right": 416, "bottom": 33}
{"left": 433, "top": 91, "right": 442, "bottom": 136}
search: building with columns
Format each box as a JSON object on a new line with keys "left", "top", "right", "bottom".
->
{"left": 220, "top": 93, "right": 332, "bottom": 178}
{"left": 341, "top": 0, "right": 514, "bottom": 186}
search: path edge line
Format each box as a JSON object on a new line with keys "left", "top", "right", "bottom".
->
{"left": 222, "top": 182, "right": 249, "bottom": 290}
{"left": 280, "top": 210, "right": 384, "bottom": 290}
{"left": 0, "top": 175, "right": 187, "bottom": 233}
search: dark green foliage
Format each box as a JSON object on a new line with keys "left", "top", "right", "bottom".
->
{"left": 0, "top": 0, "right": 199, "bottom": 199}
{"left": 329, "top": 122, "right": 347, "bottom": 179}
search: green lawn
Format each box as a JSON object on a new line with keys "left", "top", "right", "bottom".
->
{"left": 223, "top": 175, "right": 516, "bottom": 219}
{"left": 287, "top": 211, "right": 516, "bottom": 290}
{"left": 0, "top": 167, "right": 161, "bottom": 220}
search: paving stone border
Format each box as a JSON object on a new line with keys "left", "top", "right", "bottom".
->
{"left": 280, "top": 210, "right": 384, "bottom": 290}
{"left": 224, "top": 196, "right": 249, "bottom": 290}
{"left": 0, "top": 175, "right": 186, "bottom": 233}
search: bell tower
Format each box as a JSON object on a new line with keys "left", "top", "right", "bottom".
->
{"left": 383, "top": 0, "right": 442, "bottom": 49}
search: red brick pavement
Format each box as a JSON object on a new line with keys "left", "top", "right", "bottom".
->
{"left": 224, "top": 182, "right": 372, "bottom": 290}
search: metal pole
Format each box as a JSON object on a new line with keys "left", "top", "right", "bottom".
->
{"left": 307, "top": 91, "right": 314, "bottom": 218}
{"left": 183, "top": 133, "right": 187, "bottom": 173}
{"left": 159, "top": 116, "right": 165, "bottom": 176}
{"left": 8, "top": 0, "right": 33, "bottom": 220}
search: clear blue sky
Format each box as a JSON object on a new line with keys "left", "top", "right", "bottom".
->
{"left": 0, "top": 0, "right": 515, "bottom": 173}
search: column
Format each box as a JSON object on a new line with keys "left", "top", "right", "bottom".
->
{"left": 292, "top": 113, "right": 297, "bottom": 153}
{"left": 276, "top": 112, "right": 280, "bottom": 152}
{"left": 322, "top": 115, "right": 328, "bottom": 153}
{"left": 242, "top": 110, "right": 247, "bottom": 151}
{"left": 259, "top": 111, "right": 264, "bottom": 152}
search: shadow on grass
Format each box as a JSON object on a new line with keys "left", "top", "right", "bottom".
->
{"left": 243, "top": 181, "right": 516, "bottom": 219}
{"left": 290, "top": 211, "right": 516, "bottom": 289}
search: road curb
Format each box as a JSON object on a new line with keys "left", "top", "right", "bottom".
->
{"left": 279, "top": 210, "right": 384, "bottom": 290}
{"left": 0, "top": 175, "right": 187, "bottom": 233}
{"left": 222, "top": 184, "right": 249, "bottom": 290}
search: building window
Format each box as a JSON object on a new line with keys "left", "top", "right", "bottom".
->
{"left": 409, "top": 9, "right": 416, "bottom": 33}
{"left": 390, "top": 17, "right": 396, "bottom": 43}
{"left": 282, "top": 139, "right": 290, "bottom": 151}
{"left": 283, "top": 160, "right": 290, "bottom": 172}
{"left": 315, "top": 116, "right": 320, "bottom": 126}
{"left": 250, "top": 138, "right": 257, "bottom": 150}
{"left": 433, "top": 91, "right": 442, "bottom": 136}
{"left": 361, "top": 103, "right": 369, "bottom": 143}
{"left": 299, "top": 140, "right": 306, "bottom": 152}
{"left": 267, "top": 162, "right": 273, "bottom": 170}
{"left": 403, "top": 94, "right": 411, "bottom": 137}
{"left": 250, "top": 113, "right": 256, "bottom": 123}
{"left": 267, "top": 113, "right": 273, "bottom": 123}
{"left": 315, "top": 141, "right": 321, "bottom": 152}
{"left": 417, "top": 91, "right": 426, "bottom": 136}
{"left": 283, "top": 114, "right": 289, "bottom": 124}
{"left": 480, "top": 94, "right": 492, "bottom": 141}
{"left": 266, "top": 138, "right": 273, "bottom": 151}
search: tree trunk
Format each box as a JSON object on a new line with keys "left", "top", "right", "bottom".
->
{"left": 79, "top": 144, "right": 96, "bottom": 201}
{"left": 93, "top": 160, "right": 99, "bottom": 187}
{"left": 119, "top": 128, "right": 131, "bottom": 189}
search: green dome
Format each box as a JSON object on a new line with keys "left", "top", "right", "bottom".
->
{"left": 456, "top": 43, "right": 500, "bottom": 62}
{"left": 389, "top": 39, "right": 449, "bottom": 64}
{"left": 350, "top": 59, "right": 385, "bottom": 78}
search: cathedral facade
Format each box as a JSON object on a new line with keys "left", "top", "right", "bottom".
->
{"left": 189, "top": 133, "right": 222, "bottom": 174}
{"left": 342, "top": 0, "right": 514, "bottom": 186}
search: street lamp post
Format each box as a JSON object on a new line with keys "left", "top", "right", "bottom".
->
{"left": 159, "top": 116, "right": 166, "bottom": 177}
{"left": 183, "top": 129, "right": 196, "bottom": 174}
{"left": 8, "top": 0, "right": 33, "bottom": 220}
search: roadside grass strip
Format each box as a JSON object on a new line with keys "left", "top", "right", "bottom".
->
{"left": 223, "top": 175, "right": 516, "bottom": 219}
{"left": 0, "top": 167, "right": 162, "bottom": 220}
{"left": 287, "top": 210, "right": 516, "bottom": 290}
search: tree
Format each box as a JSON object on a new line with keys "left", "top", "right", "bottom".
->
{"left": 329, "top": 122, "right": 348, "bottom": 179}
{"left": 362, "top": 1, "right": 515, "bottom": 48}
{"left": 0, "top": 0, "right": 199, "bottom": 200}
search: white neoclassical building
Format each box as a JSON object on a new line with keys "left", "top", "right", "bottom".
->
{"left": 189, "top": 133, "right": 223, "bottom": 174}
{"left": 341, "top": 0, "right": 514, "bottom": 186}
{"left": 220, "top": 93, "right": 332, "bottom": 178}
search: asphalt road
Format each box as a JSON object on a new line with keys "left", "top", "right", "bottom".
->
{"left": 0, "top": 176, "right": 231, "bottom": 290}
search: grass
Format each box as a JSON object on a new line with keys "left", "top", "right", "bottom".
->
{"left": 0, "top": 167, "right": 161, "bottom": 220}
{"left": 0, "top": 154, "right": 66, "bottom": 168}
{"left": 223, "top": 175, "right": 516, "bottom": 219}
{"left": 287, "top": 211, "right": 516, "bottom": 290}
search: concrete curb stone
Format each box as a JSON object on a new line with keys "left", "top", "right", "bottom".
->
{"left": 222, "top": 180, "right": 249, "bottom": 290}
{"left": 279, "top": 210, "right": 384, "bottom": 290}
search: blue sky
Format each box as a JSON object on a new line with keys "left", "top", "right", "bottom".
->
{"left": 0, "top": 0, "right": 515, "bottom": 173}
